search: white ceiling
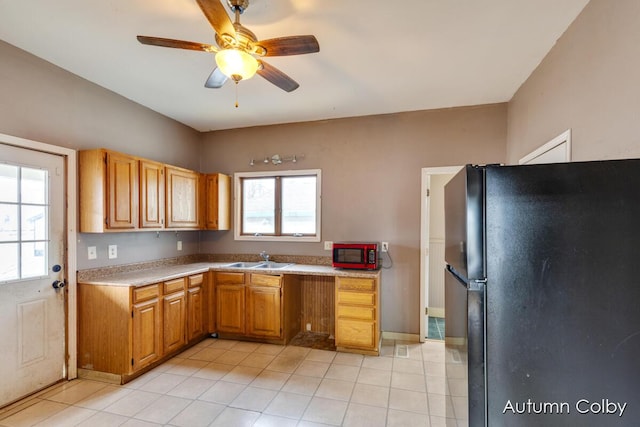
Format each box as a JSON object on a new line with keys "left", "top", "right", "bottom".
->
{"left": 0, "top": 0, "right": 589, "bottom": 132}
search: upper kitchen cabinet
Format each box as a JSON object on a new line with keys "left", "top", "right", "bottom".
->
{"left": 204, "top": 173, "right": 231, "bottom": 230}
{"left": 79, "top": 149, "right": 230, "bottom": 233}
{"left": 79, "top": 149, "right": 139, "bottom": 232}
{"left": 139, "top": 159, "right": 165, "bottom": 229}
{"left": 165, "top": 165, "right": 200, "bottom": 229}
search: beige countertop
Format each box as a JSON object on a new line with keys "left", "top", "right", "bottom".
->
{"left": 79, "top": 262, "right": 381, "bottom": 287}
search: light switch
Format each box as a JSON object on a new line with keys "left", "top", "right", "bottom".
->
{"left": 87, "top": 246, "right": 97, "bottom": 260}
{"left": 177, "top": 241, "right": 182, "bottom": 251}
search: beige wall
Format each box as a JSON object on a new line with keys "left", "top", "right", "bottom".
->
{"left": 200, "top": 106, "right": 507, "bottom": 334}
{"left": 0, "top": 40, "right": 203, "bottom": 270}
{"left": 507, "top": 0, "right": 640, "bottom": 163}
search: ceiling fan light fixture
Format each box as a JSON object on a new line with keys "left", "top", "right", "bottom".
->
{"left": 215, "top": 49, "right": 259, "bottom": 82}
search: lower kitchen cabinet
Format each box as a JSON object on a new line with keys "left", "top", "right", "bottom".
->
{"left": 216, "top": 272, "right": 246, "bottom": 334}
{"left": 131, "top": 285, "right": 162, "bottom": 371}
{"left": 246, "top": 274, "right": 282, "bottom": 338}
{"left": 187, "top": 273, "right": 206, "bottom": 342}
{"left": 78, "top": 271, "right": 210, "bottom": 384}
{"left": 214, "top": 272, "right": 288, "bottom": 342}
{"left": 335, "top": 276, "right": 380, "bottom": 355}
{"left": 162, "top": 278, "right": 186, "bottom": 354}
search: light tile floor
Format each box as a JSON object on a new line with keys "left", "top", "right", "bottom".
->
{"left": 0, "top": 338, "right": 468, "bottom": 427}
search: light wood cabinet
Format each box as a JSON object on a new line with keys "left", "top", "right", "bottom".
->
{"left": 132, "top": 285, "right": 162, "bottom": 371}
{"left": 204, "top": 173, "right": 231, "bottom": 230}
{"left": 78, "top": 282, "right": 162, "bottom": 381}
{"left": 187, "top": 273, "right": 206, "bottom": 342}
{"left": 78, "top": 271, "right": 211, "bottom": 384}
{"left": 335, "top": 276, "right": 380, "bottom": 355}
{"left": 79, "top": 149, "right": 139, "bottom": 232}
{"left": 215, "top": 272, "right": 246, "bottom": 334}
{"left": 80, "top": 149, "right": 230, "bottom": 233}
{"left": 162, "top": 278, "right": 186, "bottom": 354}
{"left": 214, "top": 272, "right": 284, "bottom": 340}
{"left": 140, "top": 159, "right": 165, "bottom": 229}
{"left": 246, "top": 274, "right": 282, "bottom": 338}
{"left": 166, "top": 165, "right": 200, "bottom": 229}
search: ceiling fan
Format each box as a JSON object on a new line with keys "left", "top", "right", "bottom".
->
{"left": 137, "top": 0, "right": 320, "bottom": 93}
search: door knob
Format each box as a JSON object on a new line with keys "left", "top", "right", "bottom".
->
{"left": 52, "top": 280, "right": 66, "bottom": 290}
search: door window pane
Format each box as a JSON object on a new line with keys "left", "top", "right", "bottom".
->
{"left": 21, "top": 205, "right": 47, "bottom": 241}
{"left": 0, "top": 203, "right": 18, "bottom": 242}
{"left": 242, "top": 178, "right": 275, "bottom": 234}
{"left": 282, "top": 176, "right": 317, "bottom": 234}
{"left": 0, "top": 243, "right": 18, "bottom": 281}
{"left": 0, "top": 164, "right": 18, "bottom": 203}
{"left": 21, "top": 242, "right": 47, "bottom": 278}
{"left": 21, "top": 168, "right": 47, "bottom": 204}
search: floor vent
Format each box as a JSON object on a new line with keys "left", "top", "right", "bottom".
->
{"left": 394, "top": 344, "right": 409, "bottom": 358}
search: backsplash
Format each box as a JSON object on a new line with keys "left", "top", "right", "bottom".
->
{"left": 76, "top": 253, "right": 332, "bottom": 281}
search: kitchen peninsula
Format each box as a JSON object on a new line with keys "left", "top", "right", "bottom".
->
{"left": 77, "top": 259, "right": 381, "bottom": 384}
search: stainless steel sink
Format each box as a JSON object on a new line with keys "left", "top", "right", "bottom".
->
{"left": 252, "top": 262, "right": 294, "bottom": 269}
{"left": 225, "top": 262, "right": 264, "bottom": 268}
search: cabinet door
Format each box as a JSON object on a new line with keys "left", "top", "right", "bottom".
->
{"left": 140, "top": 160, "right": 165, "bottom": 228}
{"left": 107, "top": 151, "right": 139, "bottom": 229}
{"left": 132, "top": 298, "right": 161, "bottom": 371}
{"left": 246, "top": 286, "right": 282, "bottom": 338}
{"left": 216, "top": 284, "right": 245, "bottom": 334}
{"left": 166, "top": 166, "right": 199, "bottom": 228}
{"left": 187, "top": 285, "right": 205, "bottom": 342}
{"left": 163, "top": 291, "right": 186, "bottom": 354}
{"left": 205, "top": 173, "right": 231, "bottom": 230}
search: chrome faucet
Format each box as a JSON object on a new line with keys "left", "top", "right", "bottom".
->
{"left": 259, "top": 251, "right": 270, "bottom": 263}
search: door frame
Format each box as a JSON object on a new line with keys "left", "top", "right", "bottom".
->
{"left": 518, "top": 129, "right": 571, "bottom": 164}
{"left": 419, "top": 166, "right": 462, "bottom": 342}
{"left": 0, "top": 132, "right": 77, "bottom": 380}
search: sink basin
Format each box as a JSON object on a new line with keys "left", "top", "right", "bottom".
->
{"left": 252, "top": 262, "right": 294, "bottom": 269}
{"left": 225, "top": 262, "right": 264, "bottom": 268}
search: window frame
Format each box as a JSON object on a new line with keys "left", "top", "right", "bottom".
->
{"left": 234, "top": 169, "right": 321, "bottom": 242}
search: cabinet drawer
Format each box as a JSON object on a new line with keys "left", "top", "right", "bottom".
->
{"left": 249, "top": 273, "right": 282, "bottom": 288}
{"left": 215, "top": 272, "right": 245, "bottom": 285}
{"left": 337, "top": 305, "right": 375, "bottom": 321}
{"left": 337, "top": 290, "right": 375, "bottom": 306}
{"left": 336, "top": 319, "right": 376, "bottom": 348}
{"left": 133, "top": 284, "right": 160, "bottom": 303}
{"left": 164, "top": 277, "right": 185, "bottom": 294}
{"left": 188, "top": 273, "right": 204, "bottom": 288}
{"left": 337, "top": 277, "right": 376, "bottom": 291}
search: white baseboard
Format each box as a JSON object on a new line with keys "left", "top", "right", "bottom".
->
{"left": 381, "top": 331, "right": 421, "bottom": 342}
{"left": 428, "top": 307, "right": 445, "bottom": 318}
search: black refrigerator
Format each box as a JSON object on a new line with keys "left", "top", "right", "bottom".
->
{"left": 444, "top": 160, "right": 640, "bottom": 427}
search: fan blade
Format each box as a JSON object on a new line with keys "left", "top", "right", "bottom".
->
{"left": 137, "top": 36, "right": 218, "bottom": 52}
{"left": 255, "top": 35, "right": 320, "bottom": 57}
{"left": 205, "top": 67, "right": 228, "bottom": 88}
{"left": 196, "top": 0, "right": 236, "bottom": 39}
{"left": 257, "top": 60, "right": 299, "bottom": 92}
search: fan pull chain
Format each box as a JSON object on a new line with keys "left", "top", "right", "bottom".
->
{"left": 235, "top": 82, "right": 239, "bottom": 108}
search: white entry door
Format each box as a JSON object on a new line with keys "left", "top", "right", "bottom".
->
{"left": 0, "top": 143, "right": 66, "bottom": 407}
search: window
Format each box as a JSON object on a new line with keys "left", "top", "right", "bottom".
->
{"left": 235, "top": 169, "right": 321, "bottom": 242}
{"left": 0, "top": 163, "right": 49, "bottom": 281}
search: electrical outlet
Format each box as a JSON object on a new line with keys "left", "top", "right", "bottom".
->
{"left": 87, "top": 246, "right": 97, "bottom": 260}
{"left": 381, "top": 242, "right": 389, "bottom": 252}
{"left": 324, "top": 241, "right": 333, "bottom": 250}
{"left": 108, "top": 245, "right": 117, "bottom": 259}
{"left": 177, "top": 241, "right": 182, "bottom": 251}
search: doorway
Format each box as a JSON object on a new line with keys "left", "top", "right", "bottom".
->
{"left": 0, "top": 134, "right": 77, "bottom": 408}
{"left": 419, "top": 166, "right": 461, "bottom": 342}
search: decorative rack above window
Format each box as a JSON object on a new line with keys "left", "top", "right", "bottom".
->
{"left": 249, "top": 154, "right": 305, "bottom": 166}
